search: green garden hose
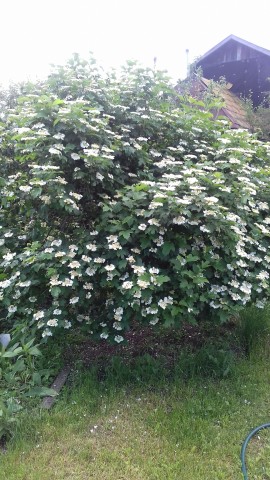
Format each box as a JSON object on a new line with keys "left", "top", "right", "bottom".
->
{"left": 241, "top": 423, "right": 270, "bottom": 479}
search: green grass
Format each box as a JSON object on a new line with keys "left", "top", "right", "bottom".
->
{"left": 2, "top": 347, "right": 270, "bottom": 480}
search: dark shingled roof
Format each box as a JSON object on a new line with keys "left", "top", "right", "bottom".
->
{"left": 198, "top": 34, "right": 270, "bottom": 64}
{"left": 200, "top": 78, "right": 251, "bottom": 129}
{"left": 177, "top": 76, "right": 251, "bottom": 130}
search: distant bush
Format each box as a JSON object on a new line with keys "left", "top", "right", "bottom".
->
{"left": 1, "top": 55, "right": 270, "bottom": 346}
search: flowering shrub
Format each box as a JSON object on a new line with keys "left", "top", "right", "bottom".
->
{"left": 1, "top": 55, "right": 270, "bottom": 344}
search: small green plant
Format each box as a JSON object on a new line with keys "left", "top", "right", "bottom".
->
{"left": 0, "top": 396, "right": 22, "bottom": 441}
{"left": 0, "top": 335, "right": 57, "bottom": 442}
{"left": 175, "top": 343, "right": 234, "bottom": 379}
{"left": 236, "top": 304, "right": 270, "bottom": 354}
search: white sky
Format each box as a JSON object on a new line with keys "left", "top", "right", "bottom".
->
{"left": 1, "top": 0, "right": 270, "bottom": 85}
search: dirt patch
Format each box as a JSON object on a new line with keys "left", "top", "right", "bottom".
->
{"left": 63, "top": 321, "right": 237, "bottom": 368}
{"left": 0, "top": 435, "right": 8, "bottom": 454}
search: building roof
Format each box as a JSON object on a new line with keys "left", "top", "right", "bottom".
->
{"left": 198, "top": 35, "right": 270, "bottom": 64}
{"left": 201, "top": 78, "right": 251, "bottom": 129}
{"left": 180, "top": 77, "right": 251, "bottom": 130}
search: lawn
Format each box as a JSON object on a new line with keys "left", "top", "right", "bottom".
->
{"left": 2, "top": 341, "right": 270, "bottom": 480}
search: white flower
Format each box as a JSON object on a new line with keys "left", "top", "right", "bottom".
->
{"left": 50, "top": 276, "right": 61, "bottom": 286}
{"left": 62, "top": 278, "right": 73, "bottom": 287}
{"left": 55, "top": 251, "right": 66, "bottom": 258}
{"left": 8, "top": 305, "right": 17, "bottom": 313}
{"left": 53, "top": 133, "right": 65, "bottom": 140}
{"left": 239, "top": 282, "right": 252, "bottom": 295}
{"left": 138, "top": 224, "right": 147, "bottom": 231}
{"left": 33, "top": 310, "right": 45, "bottom": 320}
{"left": 158, "top": 296, "right": 173, "bottom": 309}
{"left": 104, "top": 264, "right": 115, "bottom": 271}
{"left": 132, "top": 265, "right": 146, "bottom": 274}
{"left": 64, "top": 320, "right": 72, "bottom": 329}
{"left": 0, "top": 279, "right": 11, "bottom": 288}
{"left": 122, "top": 281, "right": 133, "bottom": 289}
{"left": 155, "top": 236, "right": 164, "bottom": 246}
{"left": 94, "top": 257, "right": 105, "bottom": 263}
{"left": 49, "top": 147, "right": 61, "bottom": 155}
{"left": 44, "top": 248, "right": 54, "bottom": 254}
{"left": 107, "top": 235, "right": 118, "bottom": 243}
{"left": 150, "top": 318, "right": 159, "bottom": 325}
{"left": 83, "top": 282, "right": 93, "bottom": 290}
{"left": 86, "top": 244, "right": 97, "bottom": 251}
{"left": 137, "top": 279, "right": 150, "bottom": 289}
{"left": 173, "top": 216, "right": 186, "bottom": 225}
{"left": 3, "top": 252, "right": 16, "bottom": 262}
{"left": 86, "top": 267, "right": 96, "bottom": 276}
{"left": 204, "top": 196, "right": 219, "bottom": 204}
{"left": 200, "top": 225, "right": 211, "bottom": 233}
{"left": 51, "top": 239, "right": 62, "bottom": 247}
{"left": 148, "top": 218, "right": 160, "bottom": 226}
{"left": 82, "top": 255, "right": 91, "bottom": 262}
{"left": 146, "top": 307, "right": 158, "bottom": 315}
{"left": 70, "top": 297, "right": 79, "bottom": 304}
{"left": 108, "top": 242, "right": 122, "bottom": 250}
{"left": 19, "top": 185, "right": 32, "bottom": 192}
{"left": 40, "top": 195, "right": 51, "bottom": 204}
{"left": 113, "top": 322, "right": 123, "bottom": 330}
{"left": 256, "top": 300, "right": 266, "bottom": 308}
{"left": 71, "top": 153, "right": 80, "bottom": 161}
{"left": 53, "top": 309, "right": 62, "bottom": 315}
{"left": 69, "top": 192, "right": 82, "bottom": 201}
{"left": 126, "top": 256, "right": 135, "bottom": 263}
{"left": 68, "top": 261, "right": 81, "bottom": 269}
{"left": 96, "top": 172, "right": 104, "bottom": 181}
{"left": 0, "top": 239, "right": 5, "bottom": 246}
{"left": 69, "top": 244, "right": 78, "bottom": 251}
{"left": 100, "top": 332, "right": 109, "bottom": 339}
{"left": 47, "top": 319, "right": 58, "bottom": 327}
{"left": 18, "top": 280, "right": 31, "bottom": 287}
{"left": 236, "top": 259, "right": 248, "bottom": 268}
{"left": 80, "top": 141, "right": 89, "bottom": 148}
{"left": 149, "top": 267, "right": 159, "bottom": 275}
{"left": 42, "top": 329, "right": 52, "bottom": 337}
{"left": 257, "top": 271, "right": 269, "bottom": 280}
{"left": 114, "top": 335, "right": 124, "bottom": 343}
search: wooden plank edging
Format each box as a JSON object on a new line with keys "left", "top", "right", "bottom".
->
{"left": 41, "top": 365, "right": 71, "bottom": 409}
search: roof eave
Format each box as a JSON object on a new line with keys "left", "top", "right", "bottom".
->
{"left": 197, "top": 34, "right": 270, "bottom": 65}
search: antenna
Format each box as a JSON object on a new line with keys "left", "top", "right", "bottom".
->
{"left": 185, "top": 48, "right": 190, "bottom": 77}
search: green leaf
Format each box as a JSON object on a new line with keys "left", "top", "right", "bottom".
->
{"left": 31, "top": 187, "right": 42, "bottom": 198}
{"left": 119, "top": 230, "right": 131, "bottom": 240}
{"left": 193, "top": 276, "right": 208, "bottom": 285}
{"left": 51, "top": 287, "right": 61, "bottom": 298}
{"left": 162, "top": 242, "right": 175, "bottom": 256}
{"left": 25, "top": 387, "right": 58, "bottom": 398}
{"left": 2, "top": 347, "right": 23, "bottom": 358}
{"left": 28, "top": 346, "right": 42, "bottom": 356}
{"left": 52, "top": 99, "right": 64, "bottom": 106}
{"left": 186, "top": 254, "right": 199, "bottom": 263}
{"left": 156, "top": 275, "right": 170, "bottom": 285}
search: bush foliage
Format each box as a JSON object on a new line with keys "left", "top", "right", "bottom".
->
{"left": 1, "top": 55, "right": 270, "bottom": 345}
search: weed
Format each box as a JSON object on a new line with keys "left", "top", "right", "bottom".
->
{"left": 175, "top": 343, "right": 234, "bottom": 379}
{"left": 236, "top": 305, "right": 270, "bottom": 354}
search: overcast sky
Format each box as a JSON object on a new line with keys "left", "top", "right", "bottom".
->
{"left": 1, "top": 0, "right": 270, "bottom": 85}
